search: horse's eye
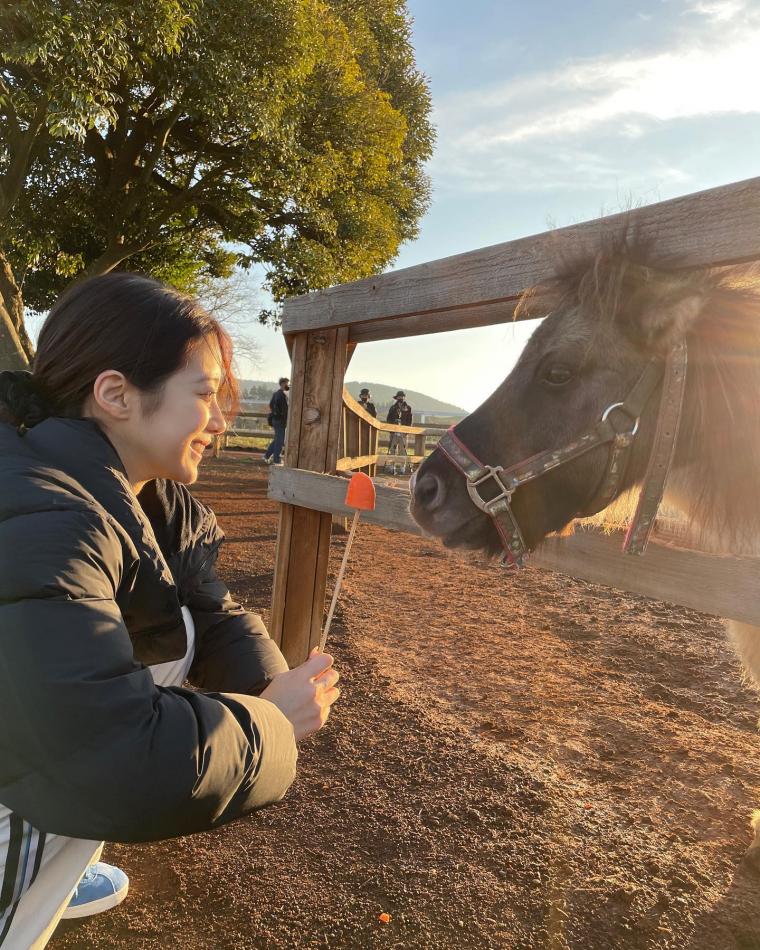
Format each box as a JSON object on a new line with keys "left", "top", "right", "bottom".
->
{"left": 543, "top": 365, "right": 574, "bottom": 386}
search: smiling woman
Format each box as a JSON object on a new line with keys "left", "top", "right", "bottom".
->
{"left": 28, "top": 275, "right": 239, "bottom": 490}
{"left": 0, "top": 274, "right": 341, "bottom": 948}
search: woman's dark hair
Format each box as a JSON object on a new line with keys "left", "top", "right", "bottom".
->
{"left": 0, "top": 273, "right": 239, "bottom": 429}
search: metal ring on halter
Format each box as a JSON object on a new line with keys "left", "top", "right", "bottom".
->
{"left": 601, "top": 402, "right": 640, "bottom": 436}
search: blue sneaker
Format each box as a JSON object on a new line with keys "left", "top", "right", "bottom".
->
{"left": 61, "top": 862, "right": 129, "bottom": 919}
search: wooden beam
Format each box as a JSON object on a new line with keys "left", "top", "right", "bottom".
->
{"left": 282, "top": 176, "right": 760, "bottom": 340}
{"left": 335, "top": 453, "right": 378, "bottom": 472}
{"left": 269, "top": 466, "right": 423, "bottom": 535}
{"left": 379, "top": 454, "right": 424, "bottom": 465}
{"left": 269, "top": 329, "right": 349, "bottom": 665}
{"left": 335, "top": 453, "right": 425, "bottom": 472}
{"left": 342, "top": 388, "right": 426, "bottom": 433}
{"left": 268, "top": 466, "right": 760, "bottom": 626}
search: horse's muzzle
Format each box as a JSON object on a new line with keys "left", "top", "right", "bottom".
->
{"left": 411, "top": 467, "right": 447, "bottom": 514}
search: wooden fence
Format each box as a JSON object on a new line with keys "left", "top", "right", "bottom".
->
{"left": 335, "top": 389, "right": 444, "bottom": 474}
{"left": 267, "top": 175, "right": 760, "bottom": 666}
{"left": 216, "top": 392, "right": 448, "bottom": 469}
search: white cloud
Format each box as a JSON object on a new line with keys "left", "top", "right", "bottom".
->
{"left": 686, "top": 0, "right": 746, "bottom": 22}
{"left": 430, "top": 1, "right": 760, "bottom": 194}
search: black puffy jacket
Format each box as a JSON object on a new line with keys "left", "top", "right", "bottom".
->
{"left": 269, "top": 388, "right": 288, "bottom": 424}
{"left": 0, "top": 418, "right": 296, "bottom": 842}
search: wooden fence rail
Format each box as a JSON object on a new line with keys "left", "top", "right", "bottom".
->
{"left": 268, "top": 466, "right": 760, "bottom": 628}
{"left": 282, "top": 176, "right": 760, "bottom": 342}
{"left": 266, "top": 175, "right": 760, "bottom": 664}
{"left": 215, "top": 395, "right": 446, "bottom": 467}
{"left": 337, "top": 389, "right": 430, "bottom": 475}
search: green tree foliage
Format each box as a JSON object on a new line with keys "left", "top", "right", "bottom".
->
{"left": 2, "top": 0, "right": 434, "bottom": 335}
{"left": 0, "top": 0, "right": 191, "bottom": 365}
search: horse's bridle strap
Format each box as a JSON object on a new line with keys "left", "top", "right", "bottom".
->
{"left": 437, "top": 432, "right": 528, "bottom": 566}
{"left": 624, "top": 342, "right": 688, "bottom": 554}
{"left": 437, "top": 349, "right": 685, "bottom": 567}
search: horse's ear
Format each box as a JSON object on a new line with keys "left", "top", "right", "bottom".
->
{"left": 625, "top": 282, "right": 705, "bottom": 352}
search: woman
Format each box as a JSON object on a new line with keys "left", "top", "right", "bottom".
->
{"left": 0, "top": 273, "right": 340, "bottom": 947}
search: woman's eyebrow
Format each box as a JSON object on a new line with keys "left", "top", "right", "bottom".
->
{"left": 194, "top": 374, "right": 222, "bottom": 384}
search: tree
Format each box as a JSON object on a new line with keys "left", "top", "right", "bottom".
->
{"left": 0, "top": 0, "right": 434, "bottom": 369}
{"left": 0, "top": 0, "right": 193, "bottom": 367}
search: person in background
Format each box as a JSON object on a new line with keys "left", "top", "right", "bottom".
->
{"left": 358, "top": 387, "right": 376, "bottom": 418}
{"left": 264, "top": 377, "right": 289, "bottom": 465}
{"left": 0, "top": 277, "right": 340, "bottom": 948}
{"left": 385, "top": 390, "right": 413, "bottom": 474}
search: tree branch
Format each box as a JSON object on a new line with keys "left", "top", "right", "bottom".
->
{"left": 77, "top": 238, "right": 152, "bottom": 279}
{"left": 0, "top": 93, "right": 49, "bottom": 219}
{"left": 83, "top": 127, "right": 112, "bottom": 184}
{"left": 0, "top": 75, "right": 21, "bottom": 137}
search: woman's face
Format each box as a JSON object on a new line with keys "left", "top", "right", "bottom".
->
{"left": 128, "top": 338, "right": 228, "bottom": 486}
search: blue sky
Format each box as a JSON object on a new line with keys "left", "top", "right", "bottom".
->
{"left": 247, "top": 0, "right": 760, "bottom": 410}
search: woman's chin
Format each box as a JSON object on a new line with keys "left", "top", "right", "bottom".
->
{"left": 169, "top": 457, "right": 201, "bottom": 485}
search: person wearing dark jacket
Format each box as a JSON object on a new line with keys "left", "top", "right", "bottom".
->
{"left": 385, "top": 390, "right": 413, "bottom": 474}
{"left": 358, "top": 388, "right": 376, "bottom": 418}
{"left": 0, "top": 275, "right": 340, "bottom": 948}
{"left": 264, "top": 377, "right": 289, "bottom": 465}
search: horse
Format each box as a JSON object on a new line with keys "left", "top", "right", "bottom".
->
{"left": 410, "top": 237, "right": 760, "bottom": 858}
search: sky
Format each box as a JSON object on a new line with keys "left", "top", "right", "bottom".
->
{"left": 244, "top": 0, "right": 760, "bottom": 411}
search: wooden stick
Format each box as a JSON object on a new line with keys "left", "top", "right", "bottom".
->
{"left": 320, "top": 509, "right": 360, "bottom": 652}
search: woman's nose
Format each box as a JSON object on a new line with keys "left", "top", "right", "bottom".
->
{"left": 208, "top": 399, "right": 227, "bottom": 435}
{"left": 413, "top": 469, "right": 447, "bottom": 513}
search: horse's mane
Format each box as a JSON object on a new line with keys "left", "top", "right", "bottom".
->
{"left": 523, "top": 236, "right": 760, "bottom": 552}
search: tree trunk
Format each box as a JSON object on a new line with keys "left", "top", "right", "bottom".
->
{"left": 0, "top": 252, "right": 31, "bottom": 371}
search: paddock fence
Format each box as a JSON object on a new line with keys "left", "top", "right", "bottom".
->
{"left": 215, "top": 391, "right": 448, "bottom": 470}
{"left": 265, "top": 175, "right": 760, "bottom": 665}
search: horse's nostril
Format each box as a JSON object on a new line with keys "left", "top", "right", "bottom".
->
{"left": 415, "top": 471, "right": 446, "bottom": 512}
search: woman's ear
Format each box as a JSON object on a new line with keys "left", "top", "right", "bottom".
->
{"left": 90, "top": 370, "right": 133, "bottom": 421}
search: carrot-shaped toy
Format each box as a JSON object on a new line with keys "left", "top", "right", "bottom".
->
{"left": 319, "top": 472, "right": 376, "bottom": 652}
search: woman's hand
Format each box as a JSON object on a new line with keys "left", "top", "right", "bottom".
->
{"left": 260, "top": 648, "right": 341, "bottom": 741}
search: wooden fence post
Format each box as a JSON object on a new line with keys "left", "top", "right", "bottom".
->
{"left": 269, "top": 327, "right": 349, "bottom": 666}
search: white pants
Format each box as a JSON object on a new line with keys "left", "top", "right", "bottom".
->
{"left": 0, "top": 607, "right": 196, "bottom": 949}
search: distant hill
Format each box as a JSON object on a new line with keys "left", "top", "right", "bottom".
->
{"left": 239, "top": 379, "right": 466, "bottom": 415}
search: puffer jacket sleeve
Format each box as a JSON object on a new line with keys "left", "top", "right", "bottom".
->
{"left": 167, "top": 485, "right": 289, "bottom": 695}
{"left": 186, "top": 550, "right": 289, "bottom": 695}
{"left": 0, "top": 505, "right": 297, "bottom": 843}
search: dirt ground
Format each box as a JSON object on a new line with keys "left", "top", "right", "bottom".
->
{"left": 51, "top": 454, "right": 760, "bottom": 949}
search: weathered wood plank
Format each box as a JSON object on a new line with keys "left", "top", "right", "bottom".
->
{"left": 335, "top": 453, "right": 425, "bottom": 472}
{"left": 335, "top": 453, "right": 378, "bottom": 472}
{"left": 269, "top": 466, "right": 424, "bottom": 535}
{"left": 269, "top": 333, "right": 307, "bottom": 648}
{"left": 283, "top": 176, "right": 760, "bottom": 339}
{"left": 378, "top": 454, "right": 424, "bottom": 465}
{"left": 269, "top": 330, "right": 348, "bottom": 664}
{"left": 342, "top": 388, "right": 426, "bottom": 433}
{"left": 530, "top": 533, "right": 760, "bottom": 626}
{"left": 268, "top": 466, "right": 760, "bottom": 626}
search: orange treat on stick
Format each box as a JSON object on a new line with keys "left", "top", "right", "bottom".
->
{"left": 319, "top": 473, "right": 376, "bottom": 652}
{"left": 345, "top": 471, "right": 376, "bottom": 510}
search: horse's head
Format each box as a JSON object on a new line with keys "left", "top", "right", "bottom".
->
{"left": 411, "top": 245, "right": 710, "bottom": 557}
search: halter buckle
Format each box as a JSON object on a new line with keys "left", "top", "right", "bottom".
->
{"left": 465, "top": 465, "right": 516, "bottom": 515}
